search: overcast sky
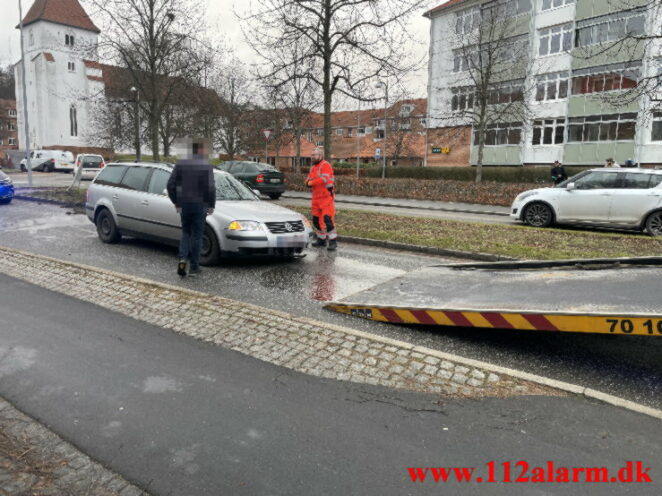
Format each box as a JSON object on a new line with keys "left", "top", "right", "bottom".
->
{"left": 1, "top": 0, "right": 436, "bottom": 110}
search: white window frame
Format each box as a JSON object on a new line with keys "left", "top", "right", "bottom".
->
{"left": 451, "top": 86, "right": 474, "bottom": 112}
{"left": 357, "top": 127, "right": 366, "bottom": 135}
{"left": 532, "top": 118, "right": 566, "bottom": 145}
{"left": 8, "top": 137, "right": 16, "bottom": 145}
{"left": 576, "top": 8, "right": 646, "bottom": 48}
{"left": 535, "top": 72, "right": 569, "bottom": 102}
{"left": 8, "top": 109, "right": 17, "bottom": 117}
{"left": 538, "top": 23, "right": 573, "bottom": 56}
{"left": 567, "top": 113, "right": 637, "bottom": 143}
{"left": 67, "top": 61, "right": 76, "bottom": 72}
{"left": 475, "top": 122, "right": 523, "bottom": 146}
{"left": 455, "top": 6, "right": 481, "bottom": 35}
{"left": 336, "top": 128, "right": 343, "bottom": 135}
{"left": 651, "top": 112, "right": 662, "bottom": 142}
{"left": 540, "top": 0, "right": 574, "bottom": 12}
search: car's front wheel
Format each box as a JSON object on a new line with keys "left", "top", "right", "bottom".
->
{"left": 523, "top": 202, "right": 553, "bottom": 228}
{"left": 200, "top": 225, "right": 221, "bottom": 266}
{"left": 96, "top": 209, "right": 122, "bottom": 243}
{"left": 644, "top": 211, "right": 662, "bottom": 236}
{"left": 268, "top": 193, "right": 282, "bottom": 200}
{"left": 20, "top": 163, "right": 26, "bottom": 172}
{"left": 45, "top": 162, "right": 55, "bottom": 173}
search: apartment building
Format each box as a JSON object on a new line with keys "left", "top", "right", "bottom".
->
{"left": 0, "top": 99, "right": 18, "bottom": 152}
{"left": 425, "top": 0, "right": 662, "bottom": 166}
{"left": 250, "top": 99, "right": 427, "bottom": 168}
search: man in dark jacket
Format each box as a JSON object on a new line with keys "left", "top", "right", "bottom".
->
{"left": 551, "top": 161, "right": 567, "bottom": 185}
{"left": 167, "top": 139, "right": 216, "bottom": 277}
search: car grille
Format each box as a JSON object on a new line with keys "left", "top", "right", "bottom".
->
{"left": 265, "top": 220, "right": 305, "bottom": 234}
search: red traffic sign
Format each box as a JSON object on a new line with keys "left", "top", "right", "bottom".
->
{"left": 263, "top": 129, "right": 272, "bottom": 140}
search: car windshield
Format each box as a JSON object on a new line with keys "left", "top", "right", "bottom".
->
{"left": 214, "top": 172, "right": 258, "bottom": 201}
{"left": 257, "top": 163, "right": 277, "bottom": 172}
{"left": 83, "top": 156, "right": 103, "bottom": 165}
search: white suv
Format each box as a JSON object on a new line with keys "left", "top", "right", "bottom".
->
{"left": 511, "top": 168, "right": 662, "bottom": 235}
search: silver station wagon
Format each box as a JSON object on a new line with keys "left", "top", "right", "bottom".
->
{"left": 86, "top": 162, "right": 312, "bottom": 264}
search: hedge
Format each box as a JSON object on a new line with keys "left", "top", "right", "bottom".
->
{"left": 365, "top": 166, "right": 592, "bottom": 183}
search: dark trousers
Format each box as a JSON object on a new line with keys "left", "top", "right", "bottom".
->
{"left": 178, "top": 203, "right": 206, "bottom": 270}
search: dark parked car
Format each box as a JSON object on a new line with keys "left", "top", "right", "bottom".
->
{"left": 0, "top": 170, "right": 14, "bottom": 204}
{"left": 220, "top": 161, "right": 286, "bottom": 200}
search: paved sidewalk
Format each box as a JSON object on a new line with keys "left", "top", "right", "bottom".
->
{"left": 282, "top": 190, "right": 511, "bottom": 216}
{"left": 0, "top": 399, "right": 147, "bottom": 495}
{"left": 0, "top": 246, "right": 553, "bottom": 399}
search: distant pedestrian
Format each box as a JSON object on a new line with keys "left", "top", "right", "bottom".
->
{"left": 605, "top": 157, "right": 620, "bottom": 168}
{"left": 551, "top": 160, "right": 567, "bottom": 185}
{"left": 623, "top": 158, "right": 637, "bottom": 168}
{"left": 306, "top": 147, "right": 337, "bottom": 250}
{"left": 167, "top": 138, "right": 216, "bottom": 277}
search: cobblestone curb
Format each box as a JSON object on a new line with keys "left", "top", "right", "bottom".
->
{"left": 0, "top": 398, "right": 148, "bottom": 496}
{"left": 0, "top": 245, "right": 556, "bottom": 399}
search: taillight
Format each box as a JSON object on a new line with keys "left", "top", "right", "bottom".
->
{"left": 256, "top": 174, "right": 264, "bottom": 183}
{"left": 100, "top": 160, "right": 105, "bottom": 168}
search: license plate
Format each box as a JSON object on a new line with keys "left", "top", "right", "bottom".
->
{"left": 270, "top": 178, "right": 281, "bottom": 183}
{"left": 276, "top": 233, "right": 305, "bottom": 247}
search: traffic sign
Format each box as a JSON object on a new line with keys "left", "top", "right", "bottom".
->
{"left": 375, "top": 147, "right": 381, "bottom": 159}
{"left": 263, "top": 129, "right": 272, "bottom": 140}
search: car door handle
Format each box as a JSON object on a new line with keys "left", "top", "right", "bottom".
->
{"left": 112, "top": 194, "right": 119, "bottom": 200}
{"left": 141, "top": 200, "right": 149, "bottom": 206}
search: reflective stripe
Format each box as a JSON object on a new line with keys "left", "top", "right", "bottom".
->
{"left": 327, "top": 231, "right": 338, "bottom": 240}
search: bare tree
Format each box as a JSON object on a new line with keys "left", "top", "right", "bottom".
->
{"left": 89, "top": 0, "right": 210, "bottom": 160}
{"left": 241, "top": 0, "right": 429, "bottom": 160}
{"left": 0, "top": 66, "right": 14, "bottom": 100}
{"left": 433, "top": 0, "right": 534, "bottom": 182}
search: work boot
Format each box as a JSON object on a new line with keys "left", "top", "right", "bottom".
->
{"left": 177, "top": 259, "right": 188, "bottom": 277}
{"left": 188, "top": 267, "right": 201, "bottom": 277}
{"left": 327, "top": 239, "right": 337, "bottom": 251}
{"left": 312, "top": 237, "right": 327, "bottom": 248}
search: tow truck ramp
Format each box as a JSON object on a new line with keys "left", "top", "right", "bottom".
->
{"left": 324, "top": 258, "right": 662, "bottom": 336}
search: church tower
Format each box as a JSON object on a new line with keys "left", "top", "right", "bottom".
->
{"left": 15, "top": 0, "right": 102, "bottom": 150}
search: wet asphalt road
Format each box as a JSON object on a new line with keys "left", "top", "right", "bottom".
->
{"left": 3, "top": 274, "right": 661, "bottom": 496}
{"left": 1, "top": 198, "right": 661, "bottom": 411}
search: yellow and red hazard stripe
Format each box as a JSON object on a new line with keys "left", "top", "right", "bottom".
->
{"left": 325, "top": 304, "right": 662, "bottom": 336}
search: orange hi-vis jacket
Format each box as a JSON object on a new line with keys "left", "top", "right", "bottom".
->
{"left": 307, "top": 160, "right": 335, "bottom": 204}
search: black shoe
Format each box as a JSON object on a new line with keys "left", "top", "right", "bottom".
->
{"left": 327, "top": 239, "right": 337, "bottom": 251}
{"left": 188, "top": 267, "right": 200, "bottom": 277}
{"left": 177, "top": 259, "right": 188, "bottom": 277}
{"left": 312, "top": 237, "right": 327, "bottom": 248}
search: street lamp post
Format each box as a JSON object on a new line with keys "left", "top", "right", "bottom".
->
{"left": 130, "top": 87, "right": 141, "bottom": 161}
{"left": 18, "top": 0, "right": 33, "bottom": 187}
{"left": 375, "top": 81, "right": 388, "bottom": 179}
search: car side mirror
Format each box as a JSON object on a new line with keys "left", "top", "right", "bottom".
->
{"left": 252, "top": 189, "right": 261, "bottom": 197}
{"left": 566, "top": 182, "right": 576, "bottom": 190}
{"left": 162, "top": 188, "right": 168, "bottom": 196}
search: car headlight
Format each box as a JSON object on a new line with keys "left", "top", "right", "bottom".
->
{"left": 515, "top": 191, "right": 537, "bottom": 203}
{"left": 227, "top": 220, "right": 262, "bottom": 231}
{"left": 0, "top": 177, "right": 11, "bottom": 185}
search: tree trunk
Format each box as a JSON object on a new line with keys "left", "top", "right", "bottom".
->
{"left": 150, "top": 106, "right": 160, "bottom": 161}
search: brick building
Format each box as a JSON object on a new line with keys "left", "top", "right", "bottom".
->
{"left": 0, "top": 99, "right": 18, "bottom": 152}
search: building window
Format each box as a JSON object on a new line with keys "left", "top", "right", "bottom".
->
{"left": 567, "top": 113, "right": 637, "bottom": 142}
{"left": 535, "top": 72, "right": 569, "bottom": 101}
{"left": 571, "top": 61, "right": 640, "bottom": 95}
{"left": 8, "top": 109, "right": 16, "bottom": 117}
{"left": 452, "top": 48, "right": 475, "bottom": 72}
{"left": 70, "top": 105, "right": 78, "bottom": 137}
{"left": 347, "top": 128, "right": 353, "bottom": 136}
{"left": 400, "top": 104, "right": 414, "bottom": 115}
{"left": 488, "top": 79, "right": 524, "bottom": 104}
{"left": 65, "top": 34, "right": 75, "bottom": 46}
{"left": 538, "top": 24, "right": 573, "bottom": 56}
{"left": 316, "top": 140, "right": 323, "bottom": 146}
{"left": 67, "top": 61, "right": 76, "bottom": 72}
{"left": 317, "top": 128, "right": 323, "bottom": 135}
{"left": 8, "top": 138, "right": 16, "bottom": 145}
{"left": 336, "top": 128, "right": 343, "bottom": 135}
{"left": 455, "top": 6, "right": 480, "bottom": 35}
{"left": 375, "top": 130, "right": 385, "bottom": 139}
{"left": 532, "top": 118, "right": 565, "bottom": 145}
{"left": 541, "top": 0, "right": 574, "bottom": 11}
{"left": 451, "top": 86, "right": 474, "bottom": 111}
{"left": 474, "top": 122, "right": 523, "bottom": 145}
{"left": 482, "top": 0, "right": 532, "bottom": 21}
{"left": 400, "top": 119, "right": 411, "bottom": 130}
{"left": 420, "top": 118, "right": 427, "bottom": 127}
{"left": 8, "top": 123, "right": 15, "bottom": 131}
{"left": 652, "top": 112, "right": 662, "bottom": 141}
{"left": 576, "top": 8, "right": 646, "bottom": 48}
{"left": 357, "top": 127, "right": 365, "bottom": 135}
{"left": 284, "top": 120, "right": 293, "bottom": 128}
{"left": 29, "top": 30, "right": 34, "bottom": 45}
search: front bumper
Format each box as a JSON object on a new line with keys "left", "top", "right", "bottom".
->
{"left": 223, "top": 227, "right": 313, "bottom": 256}
{"left": 0, "top": 185, "right": 14, "bottom": 200}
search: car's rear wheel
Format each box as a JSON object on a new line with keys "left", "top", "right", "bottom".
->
{"left": 96, "top": 209, "right": 121, "bottom": 243}
{"left": 268, "top": 193, "right": 282, "bottom": 200}
{"left": 200, "top": 225, "right": 220, "bottom": 266}
{"left": 523, "top": 202, "right": 553, "bottom": 228}
{"left": 644, "top": 211, "right": 662, "bottom": 236}
{"left": 20, "top": 163, "right": 26, "bottom": 172}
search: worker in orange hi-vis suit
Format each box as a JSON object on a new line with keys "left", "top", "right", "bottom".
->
{"left": 306, "top": 147, "right": 337, "bottom": 251}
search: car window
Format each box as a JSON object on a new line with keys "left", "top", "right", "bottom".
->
{"left": 82, "top": 156, "right": 103, "bottom": 166}
{"left": 120, "top": 166, "right": 151, "bottom": 191}
{"left": 620, "top": 172, "right": 652, "bottom": 189}
{"left": 650, "top": 175, "right": 662, "bottom": 188}
{"left": 574, "top": 171, "right": 619, "bottom": 190}
{"left": 256, "top": 163, "right": 277, "bottom": 172}
{"left": 214, "top": 173, "right": 258, "bottom": 201}
{"left": 229, "top": 163, "right": 247, "bottom": 173}
{"left": 95, "top": 165, "right": 127, "bottom": 186}
{"left": 148, "top": 168, "right": 171, "bottom": 195}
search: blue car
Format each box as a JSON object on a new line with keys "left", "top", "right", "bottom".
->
{"left": 0, "top": 170, "right": 14, "bottom": 204}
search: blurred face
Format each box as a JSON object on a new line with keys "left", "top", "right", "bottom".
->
{"left": 312, "top": 149, "right": 323, "bottom": 163}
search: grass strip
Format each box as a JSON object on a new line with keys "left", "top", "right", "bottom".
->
{"left": 284, "top": 204, "right": 662, "bottom": 260}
